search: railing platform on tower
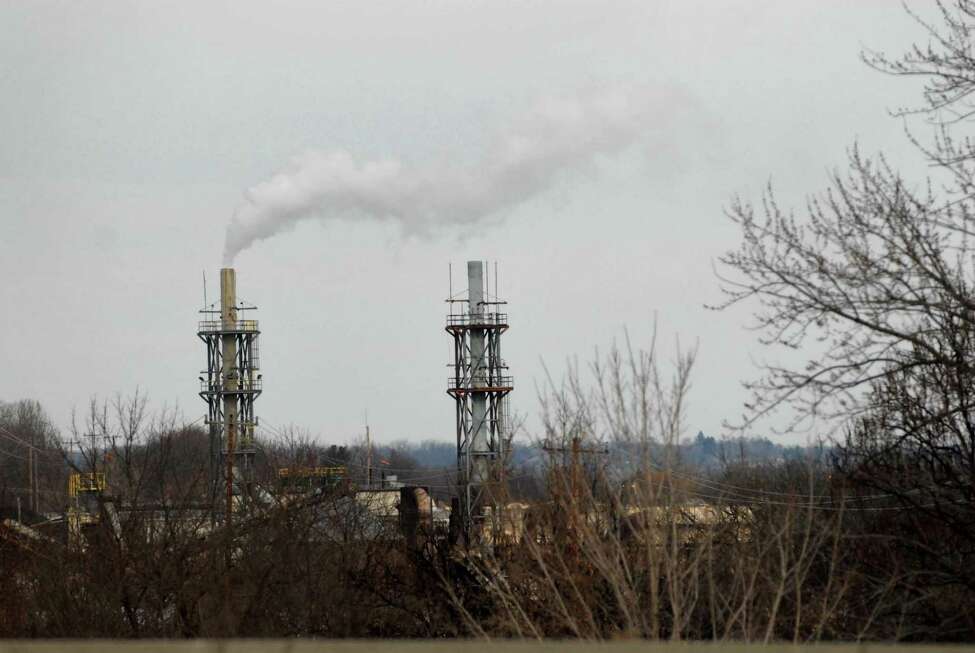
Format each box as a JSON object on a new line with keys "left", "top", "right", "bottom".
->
{"left": 445, "top": 313, "right": 509, "bottom": 329}
{"left": 197, "top": 319, "right": 260, "bottom": 334}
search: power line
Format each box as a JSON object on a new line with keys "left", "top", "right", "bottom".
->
{"left": 259, "top": 418, "right": 938, "bottom": 511}
{"left": 636, "top": 459, "right": 922, "bottom": 504}
{"left": 0, "top": 425, "right": 61, "bottom": 456}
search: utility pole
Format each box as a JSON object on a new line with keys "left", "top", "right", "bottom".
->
{"left": 29, "top": 429, "right": 35, "bottom": 514}
{"left": 28, "top": 428, "right": 41, "bottom": 514}
{"left": 82, "top": 430, "right": 108, "bottom": 475}
{"left": 542, "top": 435, "right": 608, "bottom": 503}
{"left": 1, "top": 424, "right": 46, "bottom": 515}
{"left": 365, "top": 416, "right": 373, "bottom": 490}
{"left": 27, "top": 447, "right": 34, "bottom": 514}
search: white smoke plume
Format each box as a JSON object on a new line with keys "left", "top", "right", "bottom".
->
{"left": 223, "top": 86, "right": 668, "bottom": 264}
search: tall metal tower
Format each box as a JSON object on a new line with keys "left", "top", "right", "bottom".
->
{"left": 198, "top": 268, "right": 261, "bottom": 517}
{"left": 446, "top": 261, "right": 513, "bottom": 541}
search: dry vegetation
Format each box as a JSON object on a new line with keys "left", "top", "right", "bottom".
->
{"left": 1, "top": 328, "right": 973, "bottom": 641}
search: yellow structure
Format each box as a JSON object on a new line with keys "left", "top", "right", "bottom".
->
{"left": 277, "top": 466, "right": 347, "bottom": 494}
{"left": 68, "top": 472, "right": 106, "bottom": 498}
{"left": 66, "top": 472, "right": 106, "bottom": 549}
{"left": 277, "top": 466, "right": 346, "bottom": 479}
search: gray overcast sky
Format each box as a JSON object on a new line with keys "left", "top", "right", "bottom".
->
{"left": 0, "top": 1, "right": 933, "bottom": 445}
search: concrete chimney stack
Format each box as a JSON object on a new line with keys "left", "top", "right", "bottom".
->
{"left": 220, "top": 269, "right": 239, "bottom": 514}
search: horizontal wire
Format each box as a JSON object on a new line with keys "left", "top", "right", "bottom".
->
{"left": 258, "top": 419, "right": 957, "bottom": 511}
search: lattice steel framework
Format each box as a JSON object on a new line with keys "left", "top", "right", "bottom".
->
{"left": 446, "top": 261, "right": 513, "bottom": 540}
{"left": 198, "top": 269, "right": 261, "bottom": 516}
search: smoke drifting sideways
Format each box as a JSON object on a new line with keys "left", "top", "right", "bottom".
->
{"left": 223, "top": 86, "right": 671, "bottom": 264}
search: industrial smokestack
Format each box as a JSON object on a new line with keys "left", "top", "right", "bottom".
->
{"left": 220, "top": 268, "right": 236, "bottom": 327}
{"left": 446, "top": 260, "right": 513, "bottom": 541}
{"left": 468, "top": 261, "right": 488, "bottom": 485}
{"left": 198, "top": 267, "right": 262, "bottom": 520}
{"left": 220, "top": 268, "right": 238, "bottom": 516}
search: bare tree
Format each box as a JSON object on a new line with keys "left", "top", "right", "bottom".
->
{"left": 448, "top": 332, "right": 880, "bottom": 642}
{"left": 0, "top": 399, "right": 64, "bottom": 516}
{"left": 715, "top": 2, "right": 975, "bottom": 637}
{"left": 716, "top": 3, "right": 975, "bottom": 434}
